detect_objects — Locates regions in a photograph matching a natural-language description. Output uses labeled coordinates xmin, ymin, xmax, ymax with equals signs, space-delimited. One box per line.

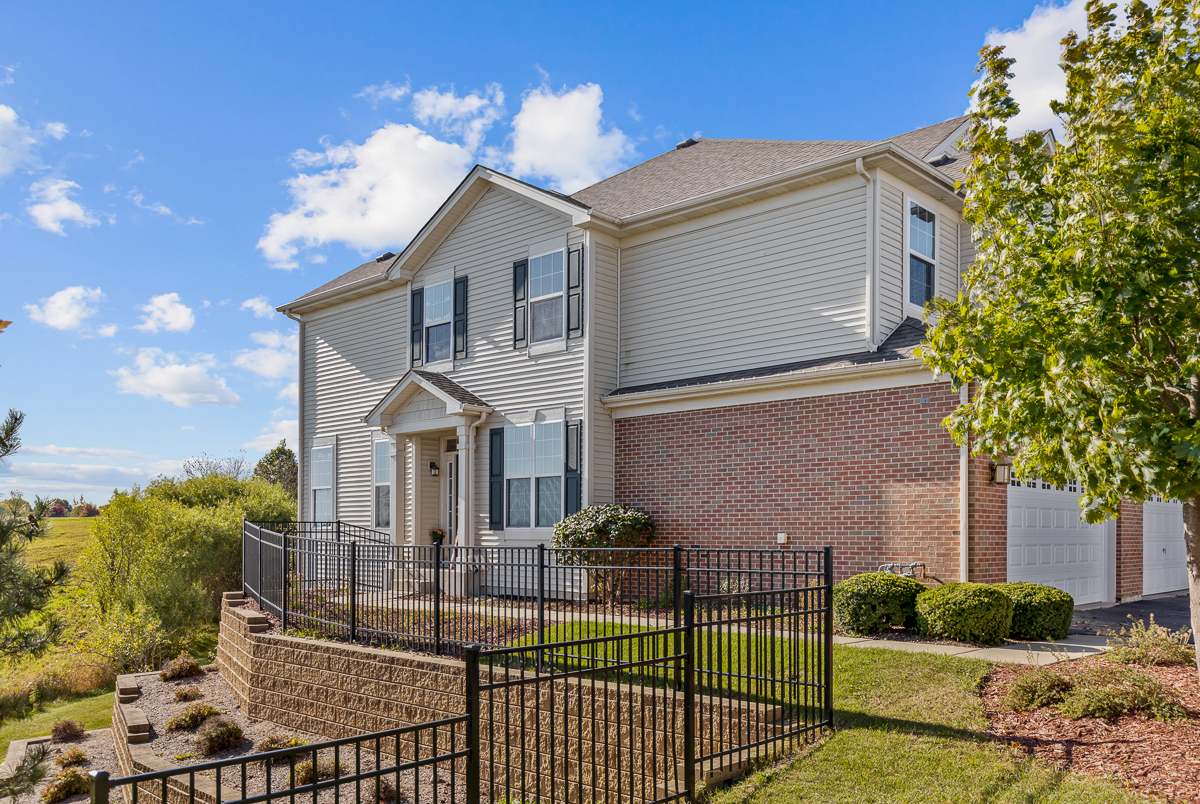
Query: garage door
xmin=1143 ymin=497 xmax=1187 ymax=595
xmin=1007 ymin=478 xmax=1108 ymax=605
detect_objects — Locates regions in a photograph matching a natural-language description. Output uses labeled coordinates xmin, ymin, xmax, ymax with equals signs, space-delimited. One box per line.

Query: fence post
xmin=281 ymin=534 xmax=289 ymax=633
xmin=823 ymin=544 xmax=834 ymax=729
xmin=433 ymin=542 xmax=442 ymax=656
xmin=673 ymin=544 xmax=682 ymax=689
xmin=241 ymin=520 xmax=248 ymax=600
xmin=88 ymin=770 xmax=109 ymax=804
xmin=257 ymin=523 xmax=263 ymax=607
xmin=349 ymin=541 xmax=358 ymax=643
xmin=536 ymin=543 xmax=546 ymax=673
xmin=464 ymin=644 xmax=481 ymax=804
xmin=682 ymin=591 xmax=696 ymax=802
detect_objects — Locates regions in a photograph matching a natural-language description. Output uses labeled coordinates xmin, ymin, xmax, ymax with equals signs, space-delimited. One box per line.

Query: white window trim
xmin=503 ymin=420 xmax=564 ymax=532
xmin=310 ymin=436 xmax=336 ymax=522
xmin=371 ymin=436 xmax=391 ymax=530
xmin=902 ymin=188 xmax=958 ymax=320
xmin=526 ymin=246 xmax=567 ymax=349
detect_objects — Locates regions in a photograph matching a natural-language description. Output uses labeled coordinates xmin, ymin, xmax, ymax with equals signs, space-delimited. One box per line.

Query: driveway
xmin=1071 ymin=591 xmax=1194 ymax=642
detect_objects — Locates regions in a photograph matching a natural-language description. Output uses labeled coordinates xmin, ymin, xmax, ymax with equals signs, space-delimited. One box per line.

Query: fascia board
xmin=278 ymin=274 xmax=396 ymax=316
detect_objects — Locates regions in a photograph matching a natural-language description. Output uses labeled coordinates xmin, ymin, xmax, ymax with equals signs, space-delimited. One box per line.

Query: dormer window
xmin=908 ymin=202 xmax=936 ymax=307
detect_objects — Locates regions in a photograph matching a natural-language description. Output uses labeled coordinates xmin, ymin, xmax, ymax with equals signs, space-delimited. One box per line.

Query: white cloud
xmin=240 ymin=296 xmax=276 ymax=319
xmin=1 ymin=66 xmax=14 ymax=86
xmin=356 ymin=80 xmax=410 ymax=107
xmin=257 ymin=123 xmax=473 ymax=268
xmin=507 ymin=83 xmax=636 ymax=193
xmin=627 ymin=102 xmax=642 ymax=122
xmin=43 ymin=122 xmax=68 ymax=140
xmin=244 ymin=412 xmax=298 ymax=453
xmin=24 ymin=444 xmax=146 ymax=459
xmin=97 ymin=323 xmax=118 ymax=337
xmin=278 ymin=381 xmax=298 ymax=405
xmin=0 ymin=104 xmax=39 ymax=177
xmin=135 ymin=292 xmax=195 ymax=333
xmin=123 ymin=153 xmax=144 ymax=170
xmin=178 ymin=425 xmax=196 ymax=432
xmin=25 ymin=286 xmax=104 ymax=331
xmin=233 ymin=330 xmax=297 ymax=380
xmin=128 ymin=191 xmax=172 ymax=216
xmin=26 ymin=178 xmax=99 ymax=234
xmin=111 ymin=348 xmax=241 ymax=408
xmin=979 ymin=0 xmax=1090 ymax=137
xmin=412 ymin=84 xmax=505 ymax=151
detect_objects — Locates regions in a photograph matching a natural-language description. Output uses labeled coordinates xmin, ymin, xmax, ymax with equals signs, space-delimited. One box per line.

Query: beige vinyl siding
xmin=421 ymin=435 xmax=442 ymax=535
xmin=405 ymin=185 xmax=587 ymax=545
xmin=588 ymin=237 xmax=619 ymax=505
xmin=618 ymin=180 xmax=868 ymax=387
xmin=936 ymin=213 xmax=959 ymax=300
xmin=877 ymin=180 xmax=905 ymax=337
xmin=959 ymin=224 xmax=976 ymax=281
xmin=301 ymin=285 xmax=407 ymax=526
xmin=396 ymin=388 xmax=443 ymax=426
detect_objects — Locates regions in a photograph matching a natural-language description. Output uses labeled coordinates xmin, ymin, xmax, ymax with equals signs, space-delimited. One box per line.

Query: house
xmin=277 ymin=115 xmax=1187 ymax=605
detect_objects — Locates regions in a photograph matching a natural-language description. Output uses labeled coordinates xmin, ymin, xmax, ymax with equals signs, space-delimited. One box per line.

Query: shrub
xmin=41 ymin=768 xmax=88 ymax=803
xmin=995 ymin=582 xmax=1074 ymax=640
xmin=256 ymin=734 xmax=308 ymax=755
xmin=915 ymin=583 xmax=1013 ymax=645
xmin=196 ymin=717 xmax=243 ymax=755
xmin=361 ymin=776 xmax=396 ymax=804
xmin=552 ymin=505 xmax=656 ymax=603
xmin=1058 ymin=666 xmax=1185 ymax=722
xmin=54 ymin=746 xmax=87 ymax=768
xmin=1002 ymin=667 xmax=1073 ymax=711
xmin=160 ymin=652 xmax=203 ymax=681
xmin=174 ymin=685 xmax=203 ymax=702
xmin=833 ymin=573 xmax=927 ymax=636
xmin=50 ymin=719 xmax=84 ymax=742
xmin=165 ymin=702 xmax=219 ymax=730
xmin=1106 ymin=615 xmax=1195 ymax=666
xmin=294 ymin=758 xmax=340 ymax=785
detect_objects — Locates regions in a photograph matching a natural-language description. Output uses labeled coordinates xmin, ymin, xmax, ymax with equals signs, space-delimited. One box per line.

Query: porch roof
xmin=362 ymin=370 xmax=492 ymax=427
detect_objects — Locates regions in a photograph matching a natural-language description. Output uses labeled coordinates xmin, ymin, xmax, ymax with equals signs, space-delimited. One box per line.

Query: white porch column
xmin=388 ymin=436 xmax=400 ymax=546
xmin=408 ymin=435 xmax=422 ymax=545
xmin=456 ymin=423 xmax=471 ymax=546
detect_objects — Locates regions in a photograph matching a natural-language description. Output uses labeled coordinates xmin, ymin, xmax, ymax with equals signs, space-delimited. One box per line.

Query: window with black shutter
xmin=489 ymin=427 xmax=504 ymax=530
xmin=512 ymin=259 xmax=528 ymax=349
xmin=564 ymin=420 xmax=582 ymax=515
xmin=409 ymin=288 xmax=424 ymax=368
xmin=453 ymin=276 xmax=468 ymax=360
xmin=566 ymin=245 xmax=584 ymax=339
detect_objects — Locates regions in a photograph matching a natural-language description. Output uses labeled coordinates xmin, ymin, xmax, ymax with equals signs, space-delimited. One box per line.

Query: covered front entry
xmin=1143 ymin=498 xmax=1188 ymax=595
xmin=1007 ymin=478 xmax=1109 ymax=605
xmin=362 ymin=370 xmax=492 ymax=547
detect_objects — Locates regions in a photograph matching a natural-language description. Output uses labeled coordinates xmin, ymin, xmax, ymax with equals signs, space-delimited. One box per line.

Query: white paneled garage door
xmin=1143 ymin=497 xmax=1187 ymax=595
xmin=1007 ymin=479 xmax=1108 ymax=605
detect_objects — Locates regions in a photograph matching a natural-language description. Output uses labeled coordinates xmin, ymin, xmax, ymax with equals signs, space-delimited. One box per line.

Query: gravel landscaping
xmin=14 ymin=729 xmax=118 ymax=804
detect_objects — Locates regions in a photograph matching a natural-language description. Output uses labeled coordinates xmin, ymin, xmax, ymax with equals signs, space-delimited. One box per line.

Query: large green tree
xmin=253 ymin=440 xmax=298 ymax=499
xmin=922 ymin=0 xmax=1200 ymax=673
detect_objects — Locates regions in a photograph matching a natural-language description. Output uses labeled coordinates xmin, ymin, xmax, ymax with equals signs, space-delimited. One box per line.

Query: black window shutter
xmin=567 ymin=245 xmax=584 ymax=339
xmin=488 ymin=427 xmax=504 ymax=530
xmin=410 ymin=288 xmax=424 ymax=368
xmin=512 ymin=259 xmax=528 ymax=349
xmin=453 ymin=276 xmax=468 ymax=360
xmin=564 ymin=420 xmax=582 ymax=516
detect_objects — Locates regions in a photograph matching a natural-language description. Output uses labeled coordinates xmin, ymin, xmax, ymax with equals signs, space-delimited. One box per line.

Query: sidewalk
xmin=834 ymin=633 xmax=1109 ymax=665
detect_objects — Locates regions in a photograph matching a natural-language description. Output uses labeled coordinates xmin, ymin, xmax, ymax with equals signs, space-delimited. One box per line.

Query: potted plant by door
xmin=429 ymin=528 xmax=446 ymax=546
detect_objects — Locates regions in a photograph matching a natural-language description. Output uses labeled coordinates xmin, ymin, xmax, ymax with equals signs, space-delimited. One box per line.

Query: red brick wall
xmin=1115 ymin=499 xmax=1143 ymax=600
xmin=968 ymin=453 xmax=1008 ymax=583
xmin=614 ymin=383 xmax=964 ymax=582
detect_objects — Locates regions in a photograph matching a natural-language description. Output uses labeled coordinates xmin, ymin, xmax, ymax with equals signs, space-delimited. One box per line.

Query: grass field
xmin=0 ymin=690 xmax=113 ymax=758
xmin=27 ymin=517 xmax=95 ymax=567
xmin=708 ymin=645 xmax=1147 ymax=804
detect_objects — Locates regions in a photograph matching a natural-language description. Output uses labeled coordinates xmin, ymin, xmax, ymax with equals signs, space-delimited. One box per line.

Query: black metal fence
xmin=242 ymin=520 xmax=830 ymax=658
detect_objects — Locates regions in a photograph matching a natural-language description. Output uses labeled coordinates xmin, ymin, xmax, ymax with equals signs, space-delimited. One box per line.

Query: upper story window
xmin=908 ymin=202 xmax=936 ymax=307
xmin=424 ymin=281 xmax=453 ymax=363
xmin=528 ymin=250 xmax=564 ymax=343
xmin=372 ymin=439 xmax=390 ymax=529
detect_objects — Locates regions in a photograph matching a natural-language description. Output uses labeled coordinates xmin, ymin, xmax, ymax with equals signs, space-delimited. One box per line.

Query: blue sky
xmin=0 ymin=0 xmax=1085 ymax=502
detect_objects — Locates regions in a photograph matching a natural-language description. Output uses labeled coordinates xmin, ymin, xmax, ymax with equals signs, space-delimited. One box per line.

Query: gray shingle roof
xmin=291 ymin=252 xmax=399 ymax=304
xmin=607 ymin=317 xmax=928 ymax=397
xmin=884 ymin=117 xmax=969 ymax=160
xmin=414 ymin=370 xmax=490 ymax=408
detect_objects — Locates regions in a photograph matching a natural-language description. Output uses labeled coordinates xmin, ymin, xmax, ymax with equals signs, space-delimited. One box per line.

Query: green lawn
xmin=27 ymin=518 xmax=94 ymax=567
xmin=708 ymin=645 xmax=1147 ymax=804
xmin=0 ymin=690 xmax=113 ymax=758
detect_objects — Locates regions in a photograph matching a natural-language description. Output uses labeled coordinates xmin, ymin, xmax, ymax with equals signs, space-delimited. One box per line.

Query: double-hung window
xmin=311 ymin=445 xmax=333 ymax=522
xmin=908 ymin=201 xmax=936 ymax=308
xmin=503 ymin=422 xmax=562 ymax=528
xmin=372 ymin=439 xmax=390 ymax=529
xmin=528 ymin=250 xmax=564 ymax=343
xmin=424 ymin=281 xmax=453 ymax=363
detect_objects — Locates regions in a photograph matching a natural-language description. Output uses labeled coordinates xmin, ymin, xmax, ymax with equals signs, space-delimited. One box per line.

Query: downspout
xmin=285 ymin=311 xmax=304 ymax=519
xmin=854 ymin=158 xmax=876 ymax=351
xmin=467 ymin=409 xmax=488 ymax=547
xmin=959 ymin=384 xmax=970 ymax=582
xmin=615 ymin=246 xmax=622 ymax=389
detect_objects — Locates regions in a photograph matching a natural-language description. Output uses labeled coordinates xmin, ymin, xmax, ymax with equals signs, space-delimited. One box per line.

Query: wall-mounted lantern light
xmin=429 ymin=461 xmax=440 ymax=477
xmin=991 ymin=463 xmax=1012 ymax=485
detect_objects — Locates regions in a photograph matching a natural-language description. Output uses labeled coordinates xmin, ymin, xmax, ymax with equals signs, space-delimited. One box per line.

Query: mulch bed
xmin=983 ymin=656 xmax=1200 ymax=803
xmin=15 ymin=730 xmax=118 ymax=804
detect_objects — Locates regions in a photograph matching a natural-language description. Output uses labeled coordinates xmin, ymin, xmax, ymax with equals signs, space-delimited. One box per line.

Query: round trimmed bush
xmin=915 ymin=582 xmax=1013 ymax=645
xmin=833 ymin=573 xmax=927 ymax=636
xmin=996 ymin=582 xmax=1074 ymax=640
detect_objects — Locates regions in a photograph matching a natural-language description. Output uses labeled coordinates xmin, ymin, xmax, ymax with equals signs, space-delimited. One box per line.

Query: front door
xmin=444 ymin=439 xmax=459 ymax=544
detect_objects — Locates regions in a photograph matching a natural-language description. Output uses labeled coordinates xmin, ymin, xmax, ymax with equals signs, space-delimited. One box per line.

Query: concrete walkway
xmin=834 ymin=633 xmax=1109 ymax=665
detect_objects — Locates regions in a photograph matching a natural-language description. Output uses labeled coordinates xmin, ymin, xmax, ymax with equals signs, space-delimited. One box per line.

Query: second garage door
xmin=1143 ymin=497 xmax=1187 ymax=596
xmin=1007 ymin=479 xmax=1108 ymax=605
